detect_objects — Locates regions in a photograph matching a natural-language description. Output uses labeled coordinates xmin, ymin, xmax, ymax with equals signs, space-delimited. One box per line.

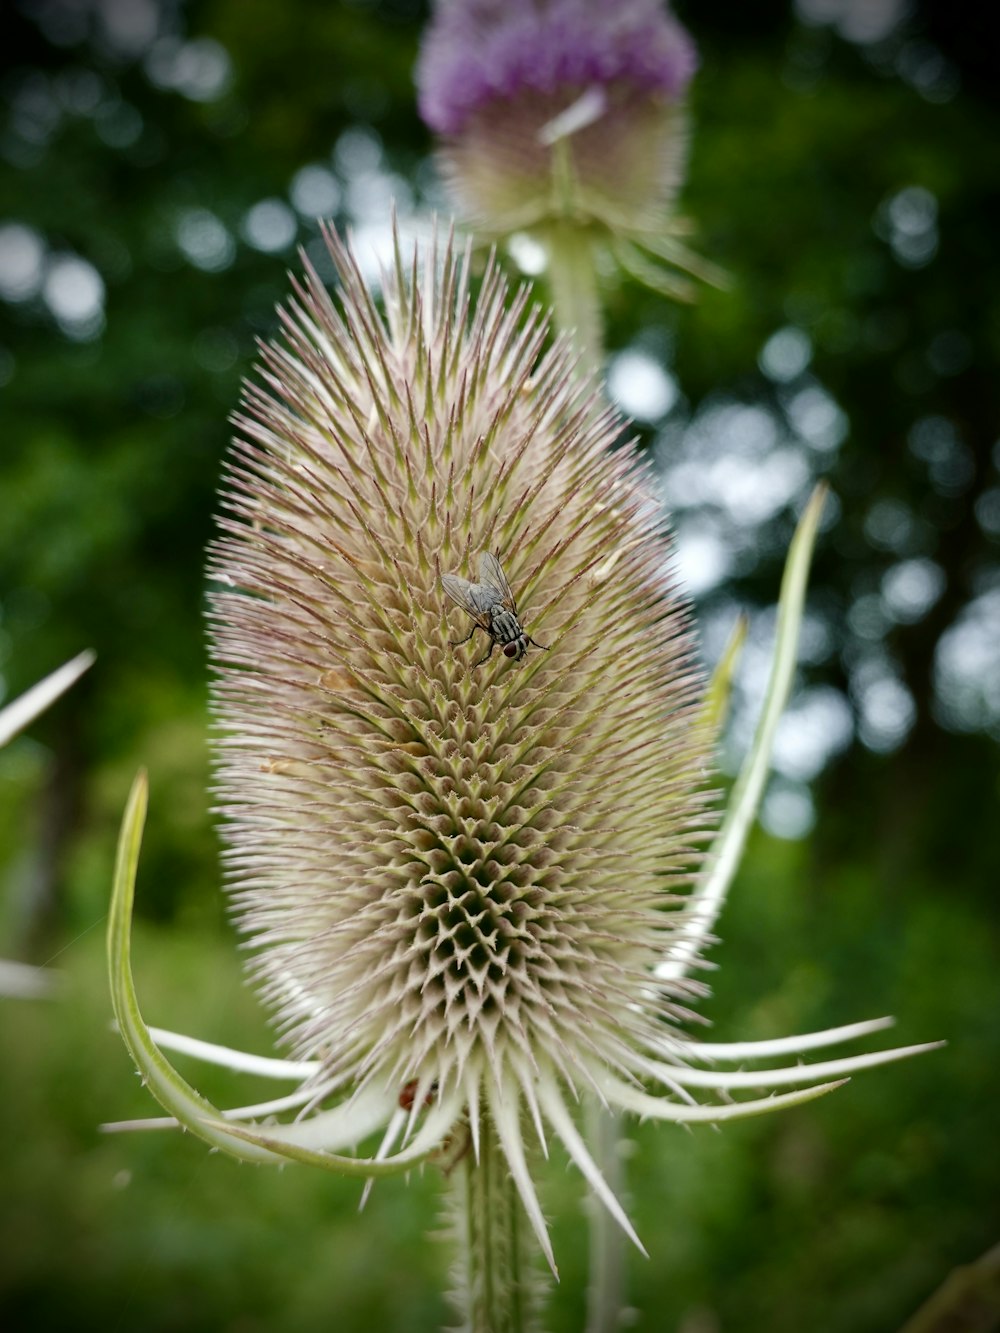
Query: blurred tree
xmin=1 ymin=0 xmax=429 ymax=940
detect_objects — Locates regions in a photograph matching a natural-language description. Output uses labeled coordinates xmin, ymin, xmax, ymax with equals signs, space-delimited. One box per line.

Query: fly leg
xmin=472 ymin=638 xmax=497 ymax=668
xmin=450 ymin=623 xmax=481 ymax=648
xmin=526 ymin=637 xmax=548 ymax=651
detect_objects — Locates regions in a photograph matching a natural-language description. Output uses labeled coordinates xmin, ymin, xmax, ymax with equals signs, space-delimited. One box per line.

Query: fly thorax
xmin=492 ymin=609 xmax=520 ymax=643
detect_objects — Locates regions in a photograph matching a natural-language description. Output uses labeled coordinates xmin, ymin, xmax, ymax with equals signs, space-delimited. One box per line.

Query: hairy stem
xmin=584 ymin=1103 xmax=628 ymax=1333
xmin=544 ymin=220 xmax=604 ymax=378
xmin=446 ymin=1112 xmax=545 ymax=1333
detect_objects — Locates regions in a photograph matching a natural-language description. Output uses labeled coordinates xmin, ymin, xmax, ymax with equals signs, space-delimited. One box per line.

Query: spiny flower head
xmin=108 ymin=226 xmax=938 ymax=1272
xmin=209 ymin=223 xmax=712 ymax=1188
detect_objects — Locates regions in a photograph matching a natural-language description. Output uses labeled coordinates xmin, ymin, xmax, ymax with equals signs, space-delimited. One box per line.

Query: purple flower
xmin=415 ymin=0 xmax=716 ymax=322
xmin=417 ymin=0 xmax=698 ymax=136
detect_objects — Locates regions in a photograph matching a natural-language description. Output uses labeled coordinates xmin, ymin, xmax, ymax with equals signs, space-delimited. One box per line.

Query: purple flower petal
xmin=417 ymin=0 xmax=698 ymax=135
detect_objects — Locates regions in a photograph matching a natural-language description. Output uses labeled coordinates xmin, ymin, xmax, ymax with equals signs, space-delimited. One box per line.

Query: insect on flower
xmin=398 ymin=1079 xmax=438 ymax=1112
xmin=441 ymin=551 xmax=547 ymax=668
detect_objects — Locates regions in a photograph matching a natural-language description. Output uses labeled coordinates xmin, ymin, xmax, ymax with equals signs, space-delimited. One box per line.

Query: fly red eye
xmin=503 ymin=642 xmax=519 ymax=658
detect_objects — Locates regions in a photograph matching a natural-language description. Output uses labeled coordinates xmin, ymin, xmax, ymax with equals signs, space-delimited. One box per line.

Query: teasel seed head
xmin=208 ymin=222 xmax=712 ymax=1246
xmin=106 ymin=226 xmax=940 ymax=1272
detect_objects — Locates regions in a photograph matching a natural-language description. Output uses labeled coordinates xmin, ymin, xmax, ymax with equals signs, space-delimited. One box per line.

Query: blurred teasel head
xmin=416 ymin=0 xmax=722 ymax=331
xmin=109 ymin=225 xmax=938 ymax=1273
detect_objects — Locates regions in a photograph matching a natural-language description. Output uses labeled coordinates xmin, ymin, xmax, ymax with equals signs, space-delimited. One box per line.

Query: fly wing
xmin=441 ymin=573 xmax=493 ymax=628
xmin=478 ymin=551 xmax=517 ymax=613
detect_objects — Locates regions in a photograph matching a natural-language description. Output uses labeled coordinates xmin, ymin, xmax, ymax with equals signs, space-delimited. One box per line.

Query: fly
xmin=441 ymin=551 xmax=548 ymax=668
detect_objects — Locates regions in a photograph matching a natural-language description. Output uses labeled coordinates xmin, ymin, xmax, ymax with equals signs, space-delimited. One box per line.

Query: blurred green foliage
xmin=1 ymin=0 xmax=998 ymax=1330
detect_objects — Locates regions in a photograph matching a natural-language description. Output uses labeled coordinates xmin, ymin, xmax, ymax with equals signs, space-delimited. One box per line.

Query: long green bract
xmin=108 ymin=770 xmax=457 ymax=1176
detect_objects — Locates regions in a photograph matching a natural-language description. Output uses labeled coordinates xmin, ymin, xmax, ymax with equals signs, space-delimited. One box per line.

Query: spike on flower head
xmin=207 ymin=222 xmax=713 ymax=1237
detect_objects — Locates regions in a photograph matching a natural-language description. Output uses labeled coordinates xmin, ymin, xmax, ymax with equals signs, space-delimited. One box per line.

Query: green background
xmin=1 ymin=1 xmax=997 ymax=1329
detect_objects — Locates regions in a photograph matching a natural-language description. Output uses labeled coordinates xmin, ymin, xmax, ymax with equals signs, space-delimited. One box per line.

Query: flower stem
xmin=544 ymin=220 xmax=604 ymax=378
xmin=584 ymin=1102 xmax=628 ymax=1333
xmin=447 ymin=1110 xmax=544 ymax=1333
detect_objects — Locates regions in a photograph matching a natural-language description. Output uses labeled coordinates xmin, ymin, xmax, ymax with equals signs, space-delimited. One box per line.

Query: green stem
xmin=447 ymin=1111 xmax=544 ymax=1333
xmin=584 ymin=1103 xmax=627 ymax=1333
xmin=899 ymin=1240 xmax=1000 ymax=1333
xmin=544 ymin=221 xmax=604 ymax=378
xmin=542 ymin=138 xmax=604 ymax=375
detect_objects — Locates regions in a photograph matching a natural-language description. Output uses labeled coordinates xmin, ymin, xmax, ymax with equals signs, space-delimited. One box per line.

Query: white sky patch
xmin=607 ymin=350 xmax=677 ymax=422
xmin=714 ymin=450 xmax=816 ymax=527
xmin=797 ymin=609 xmax=835 ymax=665
xmin=685 ymin=401 xmax=780 ymax=460
xmin=0 ymin=223 xmax=46 ymax=302
xmin=43 ymin=254 xmax=105 ymax=338
xmin=672 ymin=447 xmax=810 ymax=528
xmin=795 ymin=0 xmax=910 ymax=46
xmin=242 ymin=199 xmax=298 ymax=253
xmin=348 ymin=217 xmax=430 ymax=291
xmin=975 ymin=488 xmax=1000 ymax=540
xmin=785 ymin=383 xmax=849 ymax=452
xmin=671 ymin=520 xmax=733 ymax=597
xmin=876 ymin=185 xmax=939 ymax=269
xmin=760 ymin=326 xmax=812 ymax=382
xmin=290 ymin=164 xmax=341 ymax=220
xmin=346 ymin=171 xmax=413 ymax=226
xmin=334 ymin=126 xmax=383 ymax=178
xmin=853 ymin=667 xmax=916 ymax=753
xmin=881 ymin=558 xmax=945 ymax=624
xmin=176 ymin=208 xmax=235 ymax=272
xmin=98 ymin=0 xmax=159 ymax=57
xmin=760 ymin=779 xmax=816 ymax=841
xmin=661 ymin=401 xmax=809 ymax=530
xmin=717 ymin=607 xmax=852 ymax=787
xmin=146 ymin=37 xmax=232 ymax=102
xmin=771 ymin=685 xmax=854 ymax=781
xmin=697 ymin=599 xmax=745 ymax=667
xmin=506 ymin=232 xmax=547 ymax=277
xmin=889 ymin=184 xmax=937 ymax=239
xmin=933 ymin=589 xmax=1000 ymax=736
xmin=716 ymin=606 xmax=780 ymax=770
